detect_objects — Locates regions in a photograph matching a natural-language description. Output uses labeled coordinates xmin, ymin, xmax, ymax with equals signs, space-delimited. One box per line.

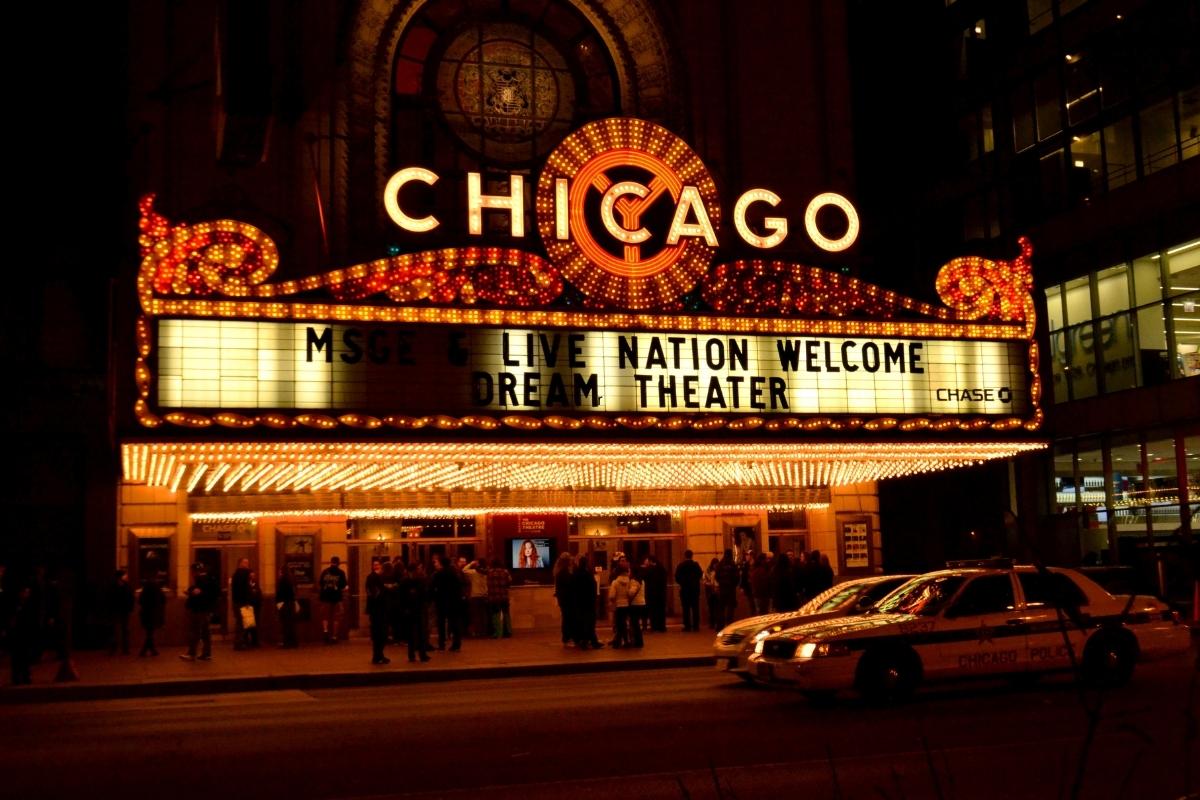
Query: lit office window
xmin=1145 ymin=436 xmax=1180 ymax=530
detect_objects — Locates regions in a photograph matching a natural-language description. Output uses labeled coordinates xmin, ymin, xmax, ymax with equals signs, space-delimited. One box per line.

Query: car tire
xmin=1081 ymin=631 xmax=1136 ymax=687
xmin=856 ymin=646 xmax=921 ymax=703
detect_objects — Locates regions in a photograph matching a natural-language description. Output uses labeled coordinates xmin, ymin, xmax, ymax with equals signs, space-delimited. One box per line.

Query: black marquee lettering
xmin=841 ymin=341 xmax=859 ymax=372
xmin=367 ymin=329 xmax=390 ymax=364
xmin=862 ymin=342 xmax=880 ymax=372
xmin=307 ymin=326 xmax=334 ymax=363
xmin=574 ymin=373 xmax=601 ymax=407
xmin=471 ymin=372 xmax=494 ymax=405
xmin=884 ymin=342 xmax=905 ymax=373
xmin=499 ymin=372 xmax=518 ymax=406
xmin=339 ymin=328 xmax=363 ymax=364
xmin=769 ymin=377 xmax=788 ymax=409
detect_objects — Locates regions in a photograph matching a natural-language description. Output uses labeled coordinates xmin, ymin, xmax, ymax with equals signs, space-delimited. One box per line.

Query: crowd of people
xmin=3 ymin=546 xmax=836 ymax=682
xmin=702 ymin=548 xmax=835 ymax=629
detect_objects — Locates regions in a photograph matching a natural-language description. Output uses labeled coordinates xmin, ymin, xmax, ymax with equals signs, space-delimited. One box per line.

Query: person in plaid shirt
xmin=486 ymin=558 xmax=512 ymax=638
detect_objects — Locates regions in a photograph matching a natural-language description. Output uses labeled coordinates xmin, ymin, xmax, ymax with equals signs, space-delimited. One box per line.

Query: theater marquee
xmin=134 ymin=116 xmax=1043 ymax=434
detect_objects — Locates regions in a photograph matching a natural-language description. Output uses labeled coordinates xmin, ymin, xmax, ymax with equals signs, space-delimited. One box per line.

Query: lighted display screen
xmin=155 ymin=319 xmax=1030 ymax=416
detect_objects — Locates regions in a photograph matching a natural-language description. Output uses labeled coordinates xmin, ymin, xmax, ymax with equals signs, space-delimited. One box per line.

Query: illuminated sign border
xmin=133 ymin=117 xmax=1042 ymax=434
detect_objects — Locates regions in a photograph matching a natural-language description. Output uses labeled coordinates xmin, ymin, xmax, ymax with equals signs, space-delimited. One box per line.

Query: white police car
xmin=713 ymin=574 xmax=916 ymax=680
xmin=747 ymin=560 xmax=1191 ymax=701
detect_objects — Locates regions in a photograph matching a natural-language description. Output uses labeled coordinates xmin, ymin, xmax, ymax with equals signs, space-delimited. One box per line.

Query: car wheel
xmin=1081 ymin=632 xmax=1136 ymax=687
xmin=856 ymin=647 xmax=921 ymax=703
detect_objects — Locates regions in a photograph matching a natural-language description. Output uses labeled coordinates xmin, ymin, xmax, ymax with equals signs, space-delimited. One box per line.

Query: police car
xmin=713 ymin=574 xmax=916 ymax=680
xmin=747 ymin=560 xmax=1191 ymax=701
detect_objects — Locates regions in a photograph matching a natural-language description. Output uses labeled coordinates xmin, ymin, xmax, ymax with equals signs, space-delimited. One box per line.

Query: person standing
xmin=486 ymin=558 xmax=512 ymax=638
xmin=398 ymin=562 xmax=430 ymax=662
xmin=275 ymin=567 xmax=298 ymax=649
xmin=607 ymin=561 xmax=632 ymax=648
xmin=716 ymin=550 xmax=740 ymax=627
xmin=104 ymin=569 xmax=135 ymax=655
xmin=815 ymin=552 xmax=835 ymax=594
xmin=180 ymin=563 xmax=217 ymax=661
xmin=770 ymin=554 xmax=798 ymax=613
xmin=703 ymin=557 xmax=721 ymax=630
xmin=626 ymin=567 xmax=646 ymax=648
xmin=553 ymin=552 xmax=576 ymax=646
xmin=230 ymin=557 xmax=252 ymax=650
xmin=463 ymin=559 xmax=489 ymax=637
xmin=7 ymin=585 xmax=37 ymax=685
xmin=430 ymin=556 xmax=463 ymax=651
xmin=674 ymin=550 xmax=703 ymax=632
xmin=366 ymin=560 xmax=389 ymax=665
xmin=570 ymin=555 xmax=603 ymax=649
xmin=317 ymin=556 xmax=348 ymax=644
xmin=137 ymin=571 xmax=165 ymax=657
xmin=751 ymin=553 xmax=771 ymax=614
xmin=643 ymin=556 xmax=668 ymax=633
xmin=246 ymin=571 xmax=263 ymax=648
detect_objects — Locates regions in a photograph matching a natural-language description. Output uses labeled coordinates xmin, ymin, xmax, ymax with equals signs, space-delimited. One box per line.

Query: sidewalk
xmin=0 ymin=626 xmax=716 ymax=705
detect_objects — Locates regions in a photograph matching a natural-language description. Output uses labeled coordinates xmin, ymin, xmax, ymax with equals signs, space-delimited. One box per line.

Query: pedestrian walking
xmin=180 ymin=563 xmax=217 ymax=661
xmin=104 ymin=569 xmax=135 ymax=655
xmin=366 ymin=560 xmax=389 ymax=664
xmin=398 ymin=562 xmax=430 ymax=663
xmin=318 ymin=556 xmax=348 ymax=643
xmin=553 ymin=552 xmax=575 ymax=646
xmin=570 ymin=555 xmax=603 ymax=649
xmin=431 ymin=555 xmax=463 ymax=651
xmin=487 ymin=558 xmax=512 ymax=638
xmin=674 ymin=550 xmax=703 ymax=632
xmin=275 ymin=567 xmax=298 ymax=648
xmin=137 ymin=571 xmax=165 ymax=656
xmin=703 ymin=557 xmax=721 ymax=630
xmin=716 ymin=550 xmax=740 ymax=627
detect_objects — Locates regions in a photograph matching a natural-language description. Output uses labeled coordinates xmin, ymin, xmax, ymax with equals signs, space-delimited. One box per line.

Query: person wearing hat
xmin=180 ymin=563 xmax=217 ymax=661
xmin=318 ymin=555 xmax=348 ymax=643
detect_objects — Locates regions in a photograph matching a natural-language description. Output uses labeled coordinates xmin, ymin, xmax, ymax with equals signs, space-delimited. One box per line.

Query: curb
xmin=0 ymin=654 xmax=716 ymax=705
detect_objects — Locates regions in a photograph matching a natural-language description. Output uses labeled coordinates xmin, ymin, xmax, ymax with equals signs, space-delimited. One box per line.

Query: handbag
xmin=240 ymin=605 xmax=257 ymax=629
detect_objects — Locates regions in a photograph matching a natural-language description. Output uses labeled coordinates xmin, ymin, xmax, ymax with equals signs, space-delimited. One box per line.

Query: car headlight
xmin=754 ymin=639 xmax=765 ymax=655
xmin=798 ymin=642 xmax=817 ymax=659
xmin=796 ymin=641 xmax=851 ymax=659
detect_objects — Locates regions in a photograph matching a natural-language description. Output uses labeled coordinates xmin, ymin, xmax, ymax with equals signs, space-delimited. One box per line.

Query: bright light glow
xmin=804 ymin=193 xmax=860 ymax=252
xmin=383 ymin=168 xmax=440 ymax=233
xmin=467 ymin=172 xmax=525 ymax=237
xmin=733 ymin=189 xmax=788 ymax=249
xmin=554 ymin=178 xmax=570 ymax=240
xmin=666 ymin=185 xmax=720 ymax=246
xmin=600 ymin=181 xmax=652 ymax=244
xmin=122 ymin=441 xmax=1046 ymax=499
xmin=798 ymin=642 xmax=817 ymax=658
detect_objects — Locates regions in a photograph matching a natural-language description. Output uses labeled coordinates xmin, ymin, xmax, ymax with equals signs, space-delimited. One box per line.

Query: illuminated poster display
xmin=156 ymin=320 xmax=1029 ymax=416
xmin=134 ymin=116 xmax=1043 ymax=434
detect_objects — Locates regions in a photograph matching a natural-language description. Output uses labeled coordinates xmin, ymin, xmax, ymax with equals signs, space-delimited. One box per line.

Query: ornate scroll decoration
xmin=701 ymin=260 xmax=952 ymax=320
xmin=936 ymin=236 xmax=1035 ymax=330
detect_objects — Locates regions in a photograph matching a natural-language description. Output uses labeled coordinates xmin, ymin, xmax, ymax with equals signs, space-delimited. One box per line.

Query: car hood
xmin=764 ymin=612 xmax=919 ymax=642
xmin=719 ymin=609 xmax=839 ymax=637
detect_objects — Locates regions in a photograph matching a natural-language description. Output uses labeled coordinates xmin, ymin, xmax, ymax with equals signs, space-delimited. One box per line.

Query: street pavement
xmin=1 ymin=626 xmax=713 ymax=703
xmin=1 ymin=649 xmax=1195 ymax=800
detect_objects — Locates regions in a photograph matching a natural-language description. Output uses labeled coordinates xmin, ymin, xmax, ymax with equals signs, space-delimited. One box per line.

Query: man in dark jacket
xmin=398 ymin=563 xmax=430 ymax=663
xmin=317 ymin=556 xmax=348 ymax=643
xmin=643 ymin=556 xmax=668 ymax=632
xmin=365 ymin=560 xmax=389 ymax=664
xmin=715 ymin=549 xmax=740 ymax=627
xmin=430 ymin=556 xmax=463 ymax=651
xmin=570 ymin=555 xmax=603 ymax=649
xmin=674 ymin=550 xmax=703 ymax=632
xmin=180 ymin=563 xmax=217 ymax=661
xmin=275 ymin=568 xmax=298 ymax=648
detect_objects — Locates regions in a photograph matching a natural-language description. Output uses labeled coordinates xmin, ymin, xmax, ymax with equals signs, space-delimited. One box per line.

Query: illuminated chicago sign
xmin=134 ymin=117 xmax=1042 ymax=434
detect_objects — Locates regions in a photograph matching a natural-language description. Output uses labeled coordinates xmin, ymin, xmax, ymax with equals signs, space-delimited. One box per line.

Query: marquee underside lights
xmin=134 ymin=115 xmax=1044 ymax=434
xmin=122 ymin=442 xmax=1047 ymax=500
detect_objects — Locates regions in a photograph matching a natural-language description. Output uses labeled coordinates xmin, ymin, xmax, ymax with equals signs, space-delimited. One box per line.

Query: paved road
xmin=2 ymin=653 xmax=1196 ymax=800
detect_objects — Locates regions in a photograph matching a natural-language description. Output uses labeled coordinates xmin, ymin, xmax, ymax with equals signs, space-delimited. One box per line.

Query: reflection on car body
xmin=712 ymin=574 xmax=916 ymax=681
xmin=747 ymin=561 xmax=1190 ymax=701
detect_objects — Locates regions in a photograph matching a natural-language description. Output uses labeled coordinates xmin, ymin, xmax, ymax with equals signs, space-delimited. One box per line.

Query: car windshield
xmin=873 ymin=575 xmax=967 ymax=617
xmin=813 ymin=583 xmax=865 ymax=612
